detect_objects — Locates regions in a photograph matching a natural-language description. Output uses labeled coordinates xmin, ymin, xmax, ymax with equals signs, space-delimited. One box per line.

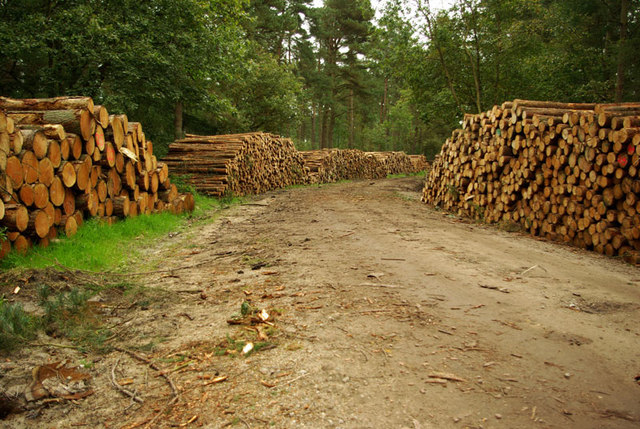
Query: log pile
xmin=422 ymin=99 xmax=640 ymax=263
xmin=370 ymin=151 xmax=414 ymax=175
xmin=0 ymin=96 xmax=194 ymax=258
xmin=409 ymin=154 xmax=429 ymax=173
xmin=163 ymin=133 xmax=308 ymax=196
xmin=301 ymin=149 xmax=387 ymax=184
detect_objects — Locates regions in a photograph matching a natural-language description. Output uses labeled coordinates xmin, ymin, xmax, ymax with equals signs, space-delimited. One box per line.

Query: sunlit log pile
xmin=300 ymin=149 xmax=388 ymax=184
xmin=164 ymin=133 xmax=308 ymax=196
xmin=422 ymin=99 xmax=640 ymax=263
xmin=0 ymin=96 xmax=194 ymax=258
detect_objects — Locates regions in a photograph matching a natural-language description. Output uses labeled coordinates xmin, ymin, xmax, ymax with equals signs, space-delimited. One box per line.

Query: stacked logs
xmin=301 ymin=149 xmax=387 ymax=184
xmin=0 ymin=96 xmax=194 ymax=258
xmin=370 ymin=151 xmax=415 ymax=175
xmin=163 ymin=133 xmax=308 ymax=196
xmin=408 ymin=155 xmax=429 ymax=173
xmin=422 ymin=99 xmax=640 ymax=262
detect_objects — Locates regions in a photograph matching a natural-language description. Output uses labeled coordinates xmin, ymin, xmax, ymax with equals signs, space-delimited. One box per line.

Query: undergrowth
xmin=0 ymin=278 xmax=144 ymax=353
xmin=0 ymin=298 xmax=37 ymax=350
xmin=37 ymin=285 xmax=109 ymax=351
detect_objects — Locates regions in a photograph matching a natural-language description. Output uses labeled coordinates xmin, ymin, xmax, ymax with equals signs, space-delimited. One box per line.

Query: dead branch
xmin=114 ymin=347 xmax=180 ymax=398
xmin=111 ymin=357 xmax=143 ymax=404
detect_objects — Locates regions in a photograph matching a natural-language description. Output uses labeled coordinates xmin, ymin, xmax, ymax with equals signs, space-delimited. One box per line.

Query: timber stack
xmin=163 ymin=133 xmax=308 ymax=196
xmin=0 ymin=96 xmax=194 ymax=259
xmin=422 ymin=99 xmax=640 ymax=263
xmin=370 ymin=151 xmax=415 ymax=175
xmin=409 ymin=154 xmax=429 ymax=173
xmin=301 ymin=149 xmax=387 ymax=184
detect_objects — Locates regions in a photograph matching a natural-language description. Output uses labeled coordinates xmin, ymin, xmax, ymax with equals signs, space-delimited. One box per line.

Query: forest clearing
xmin=1 ymin=177 xmax=639 ymax=428
xmin=1 ymin=0 xmax=640 ymax=428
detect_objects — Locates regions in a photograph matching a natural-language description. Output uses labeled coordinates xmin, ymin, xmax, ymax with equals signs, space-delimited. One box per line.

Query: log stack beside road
xmin=0 ymin=96 xmax=194 ymax=259
xmin=164 ymin=133 xmax=308 ymax=197
xmin=301 ymin=149 xmax=388 ymax=184
xmin=422 ymin=99 xmax=640 ymax=263
xmin=370 ymin=151 xmax=415 ymax=175
xmin=409 ymin=154 xmax=429 ymax=173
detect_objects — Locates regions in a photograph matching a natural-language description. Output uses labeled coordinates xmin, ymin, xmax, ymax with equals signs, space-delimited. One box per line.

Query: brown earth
xmin=1 ymin=176 xmax=640 ymax=428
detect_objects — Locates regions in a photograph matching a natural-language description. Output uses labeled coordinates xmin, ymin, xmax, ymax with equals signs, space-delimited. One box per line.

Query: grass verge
xmin=387 ymin=170 xmax=427 ymax=179
xmin=0 ymin=193 xmax=238 ymax=272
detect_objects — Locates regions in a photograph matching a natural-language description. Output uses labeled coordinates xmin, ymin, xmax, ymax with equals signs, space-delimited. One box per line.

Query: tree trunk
xmin=349 ymin=89 xmax=355 ymax=148
xmin=298 ymin=117 xmax=305 ymax=145
xmin=615 ymin=0 xmax=629 ymax=102
xmin=320 ymin=107 xmax=329 ymax=149
xmin=311 ymin=103 xmax=317 ymax=149
xmin=174 ymin=101 xmax=184 ymax=140
xmin=383 ymin=77 xmax=389 ymax=123
xmin=328 ymin=109 xmax=335 ymax=149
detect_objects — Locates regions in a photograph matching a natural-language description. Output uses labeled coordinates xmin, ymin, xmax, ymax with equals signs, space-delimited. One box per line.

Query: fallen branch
xmin=111 ymin=357 xmax=144 ymax=404
xmin=114 ymin=347 xmax=180 ymax=398
xmin=30 ymin=342 xmax=80 ymax=350
xmin=519 ymin=264 xmax=548 ymax=276
xmin=53 ymin=258 xmax=210 ymax=278
xmin=479 ymin=284 xmax=510 ymax=293
xmin=358 ymin=283 xmax=402 ymax=289
xmin=428 ymin=372 xmax=467 ymax=382
xmin=277 ymin=372 xmax=310 ymax=388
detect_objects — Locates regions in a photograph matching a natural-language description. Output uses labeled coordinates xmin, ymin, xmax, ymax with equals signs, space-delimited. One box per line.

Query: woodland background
xmin=0 ymin=0 xmax=638 ymax=158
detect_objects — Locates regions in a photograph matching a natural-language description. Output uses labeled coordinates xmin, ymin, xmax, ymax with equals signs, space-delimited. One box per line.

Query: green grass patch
xmin=0 ymin=193 xmax=239 ymax=272
xmin=387 ymin=170 xmax=427 ymax=179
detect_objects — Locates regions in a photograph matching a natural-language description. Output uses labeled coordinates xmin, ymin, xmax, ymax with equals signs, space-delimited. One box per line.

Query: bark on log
xmin=0 ymin=96 xmax=94 ymax=112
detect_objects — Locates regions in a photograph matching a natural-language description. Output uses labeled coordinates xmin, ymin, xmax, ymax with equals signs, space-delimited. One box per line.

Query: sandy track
xmin=4 ymin=176 xmax=639 ymax=428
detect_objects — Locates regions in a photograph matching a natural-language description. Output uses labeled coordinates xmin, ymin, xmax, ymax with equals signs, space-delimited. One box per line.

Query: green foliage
xmin=0 ymin=0 xmax=247 ymax=149
xmin=38 ymin=285 xmax=110 ymax=352
xmin=227 ymin=51 xmax=304 ymax=133
xmin=0 ymin=298 xmax=37 ymax=351
xmin=169 ymin=174 xmax=197 ymax=195
xmin=240 ymin=300 xmax=254 ymax=316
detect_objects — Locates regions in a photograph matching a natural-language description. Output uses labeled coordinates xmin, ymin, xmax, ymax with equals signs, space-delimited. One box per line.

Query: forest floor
xmin=2 ymin=176 xmax=640 ymax=428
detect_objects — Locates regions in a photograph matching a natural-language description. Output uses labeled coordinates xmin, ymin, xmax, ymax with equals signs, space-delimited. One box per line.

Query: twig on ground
xmin=359 ymin=283 xmax=401 ymax=288
xmin=53 ymin=258 xmax=210 ymax=278
xmin=144 ymin=395 xmax=179 ymax=429
xmin=114 ymin=347 xmax=180 ymax=398
xmin=519 ymin=265 xmax=538 ymax=276
xmin=111 ymin=357 xmax=144 ymax=404
xmin=30 ymin=342 xmax=80 ymax=350
xmin=277 ymin=372 xmax=310 ymax=387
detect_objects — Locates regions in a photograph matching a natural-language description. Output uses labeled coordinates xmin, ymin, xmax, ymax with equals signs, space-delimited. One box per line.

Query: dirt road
xmin=5 ymin=177 xmax=640 ymax=428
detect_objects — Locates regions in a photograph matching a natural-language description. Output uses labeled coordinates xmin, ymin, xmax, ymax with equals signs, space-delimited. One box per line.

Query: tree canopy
xmin=1 ymin=0 xmax=638 ymax=157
